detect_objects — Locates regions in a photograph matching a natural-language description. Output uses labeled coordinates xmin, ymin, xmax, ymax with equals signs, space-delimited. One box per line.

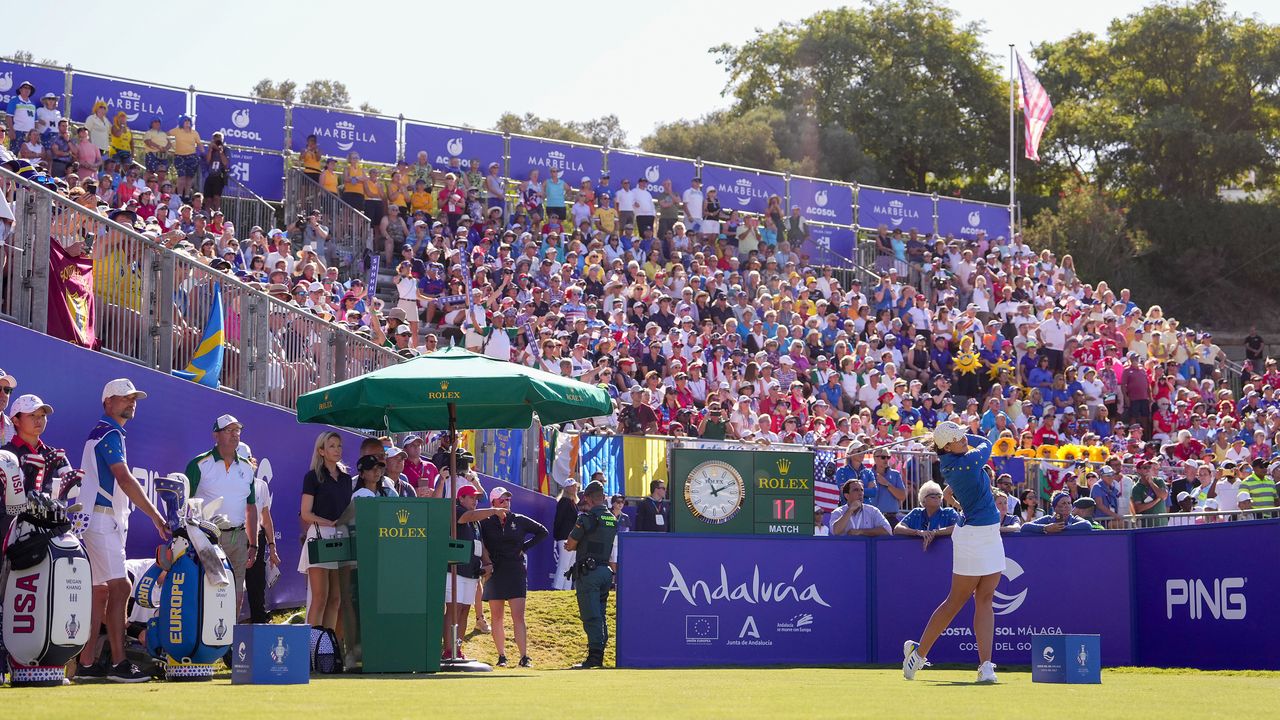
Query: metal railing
xmin=1121 ymin=507 xmax=1278 ymax=529
xmin=205 ymin=162 xmax=279 ymax=238
xmin=1 ymin=167 xmax=401 ymax=410
xmin=284 ymin=167 xmax=371 ymax=274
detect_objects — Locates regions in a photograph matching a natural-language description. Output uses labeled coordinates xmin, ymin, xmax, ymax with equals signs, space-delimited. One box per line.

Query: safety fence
xmin=0 ymin=167 xmax=402 ymax=410
xmin=284 ymin=167 xmax=372 ymax=270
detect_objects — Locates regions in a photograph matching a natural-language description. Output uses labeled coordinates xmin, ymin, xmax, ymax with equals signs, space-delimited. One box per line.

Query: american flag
xmin=1016 ymin=51 xmax=1054 ymax=162
xmin=813 ymin=447 xmax=842 ymax=512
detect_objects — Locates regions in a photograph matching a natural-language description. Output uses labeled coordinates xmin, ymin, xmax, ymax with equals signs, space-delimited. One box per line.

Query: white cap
xmin=102 ymin=378 xmax=147 ymax=402
xmin=933 ymin=420 xmax=965 ymax=450
xmin=1176 ymin=491 xmax=1194 ymax=503
xmin=237 ymin=441 xmax=253 ymax=459
xmin=308 ymin=281 xmax=325 ymax=292
xmin=8 ymin=394 xmax=52 ymax=419
xmin=213 ymin=414 xmax=242 ymax=431
xmin=0 ymin=369 xmax=15 ymax=388
xmin=1237 ymin=491 xmax=1253 ymax=502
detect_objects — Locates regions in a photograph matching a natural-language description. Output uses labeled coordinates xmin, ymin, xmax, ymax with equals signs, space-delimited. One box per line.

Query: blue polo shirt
xmin=833 ymin=462 xmax=862 ymax=492
xmin=898 ymin=506 xmax=960 ymax=531
xmin=1089 ymin=479 xmax=1120 ymax=517
xmin=860 ymin=467 xmax=906 ymax=515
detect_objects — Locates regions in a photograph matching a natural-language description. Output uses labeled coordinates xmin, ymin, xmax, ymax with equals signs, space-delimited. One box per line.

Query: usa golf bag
xmin=1 ymin=449 xmax=91 ymax=687
xmin=131 ymin=474 xmax=234 ymax=681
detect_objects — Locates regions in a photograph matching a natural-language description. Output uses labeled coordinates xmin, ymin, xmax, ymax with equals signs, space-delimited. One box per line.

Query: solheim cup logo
xmin=814 ymin=190 xmax=828 ymax=207
xmin=396 ymin=508 xmax=410 ymax=526
xmin=645 ymin=165 xmax=661 ymax=184
xmin=231 ymin=108 xmax=251 ymax=129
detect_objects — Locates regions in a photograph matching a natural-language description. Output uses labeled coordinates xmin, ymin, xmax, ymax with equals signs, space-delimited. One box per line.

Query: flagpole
xmin=1009 ymin=44 xmax=1016 ymax=242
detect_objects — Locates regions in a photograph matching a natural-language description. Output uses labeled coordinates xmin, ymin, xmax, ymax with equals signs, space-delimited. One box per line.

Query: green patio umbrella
xmin=296 ymin=347 xmax=613 ymax=432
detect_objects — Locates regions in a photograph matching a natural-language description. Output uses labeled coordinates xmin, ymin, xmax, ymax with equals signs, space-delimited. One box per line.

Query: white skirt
xmin=951 ymin=523 xmax=1006 ymax=577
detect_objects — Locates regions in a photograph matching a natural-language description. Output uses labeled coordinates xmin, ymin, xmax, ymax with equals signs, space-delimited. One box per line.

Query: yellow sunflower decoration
xmin=954 ymin=352 xmax=981 ymax=376
xmin=1036 ymin=444 xmax=1059 ymax=459
xmin=1015 ymin=448 xmax=1037 ymax=458
xmin=1057 ymin=445 xmax=1084 ymax=462
xmin=1088 ymin=446 xmax=1110 ymax=463
xmin=993 ymin=437 xmax=1017 ymax=456
xmin=987 ymin=358 xmax=1014 ymax=382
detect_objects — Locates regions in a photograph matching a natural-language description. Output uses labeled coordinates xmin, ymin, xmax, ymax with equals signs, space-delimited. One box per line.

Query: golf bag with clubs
xmin=131 ymin=474 xmax=235 ymax=681
xmin=1 ymin=449 xmax=92 ymax=687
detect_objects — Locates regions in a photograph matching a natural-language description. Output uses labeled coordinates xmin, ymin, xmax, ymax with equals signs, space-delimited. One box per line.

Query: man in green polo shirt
xmin=185 ymin=414 xmax=258 ymax=618
xmin=1241 ymin=458 xmax=1278 ymax=513
xmin=1129 ymin=458 xmax=1169 ymax=527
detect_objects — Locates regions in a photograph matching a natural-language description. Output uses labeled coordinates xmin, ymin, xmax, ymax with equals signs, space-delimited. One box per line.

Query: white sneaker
xmin=976 ymin=661 xmax=998 ymax=684
xmin=902 ymin=640 xmax=929 ymax=680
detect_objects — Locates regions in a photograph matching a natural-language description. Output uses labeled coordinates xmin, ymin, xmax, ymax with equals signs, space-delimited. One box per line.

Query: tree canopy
xmin=492 ymin=112 xmax=627 ymax=148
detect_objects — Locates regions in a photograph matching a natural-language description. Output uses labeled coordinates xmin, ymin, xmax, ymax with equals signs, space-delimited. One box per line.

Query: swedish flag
xmin=173 ymin=284 xmax=224 ymax=388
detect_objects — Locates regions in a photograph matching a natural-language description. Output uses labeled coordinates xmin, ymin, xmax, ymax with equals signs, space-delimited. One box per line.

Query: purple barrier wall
xmin=789 ymin=178 xmax=854 ymax=227
xmin=69 ymin=74 xmax=187 ymax=132
xmin=605 ymin=151 xmax=698 ymax=192
xmin=0 ymin=62 xmax=66 ymax=108
xmin=508 ymin=136 xmax=603 ymax=183
xmin=193 ymin=94 xmax=287 ymax=152
xmin=857 ymin=187 xmax=933 ymax=233
xmin=289 ymin=106 xmax=397 ymax=165
xmin=402 ymin=122 xmax=505 ymax=173
xmin=617 ymin=534 xmax=869 ymax=668
xmin=0 ymin=320 xmax=363 ymax=609
xmin=478 ymin=474 xmax=558 ymax=592
xmin=1133 ymin=519 xmax=1280 ymax=670
xmin=872 ymin=533 xmax=1134 ymax=666
xmin=935 ymin=197 xmax=1012 ymax=241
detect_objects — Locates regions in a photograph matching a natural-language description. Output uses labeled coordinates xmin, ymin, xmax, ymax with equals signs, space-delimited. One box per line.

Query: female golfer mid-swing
xmin=902 ymin=421 xmax=1003 ymax=684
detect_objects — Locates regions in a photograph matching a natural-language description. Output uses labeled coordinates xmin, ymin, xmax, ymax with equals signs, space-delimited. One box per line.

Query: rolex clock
xmin=684 ymin=460 xmax=746 ymax=524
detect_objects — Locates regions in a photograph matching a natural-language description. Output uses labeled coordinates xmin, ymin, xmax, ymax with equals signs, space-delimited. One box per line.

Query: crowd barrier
xmin=617 ymin=520 xmax=1280 ymax=670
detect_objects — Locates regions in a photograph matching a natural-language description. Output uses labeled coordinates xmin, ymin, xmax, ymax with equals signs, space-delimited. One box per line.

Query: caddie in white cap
xmin=76 ymin=379 xmax=168 ymax=683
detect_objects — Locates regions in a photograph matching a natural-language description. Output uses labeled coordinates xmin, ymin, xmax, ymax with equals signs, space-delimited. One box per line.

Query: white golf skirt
xmin=951 ymin=523 xmax=1006 ymax=577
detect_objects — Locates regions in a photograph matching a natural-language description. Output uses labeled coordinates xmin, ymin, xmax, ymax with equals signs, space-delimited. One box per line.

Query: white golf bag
xmin=1 ymin=449 xmax=91 ymax=686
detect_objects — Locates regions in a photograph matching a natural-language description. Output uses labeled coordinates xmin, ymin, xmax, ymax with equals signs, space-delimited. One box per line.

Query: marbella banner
xmin=699 ymin=165 xmax=786 ymax=215
xmin=47 ymin=238 xmax=97 ymax=349
xmin=69 ymin=74 xmax=187 ymax=132
xmin=289 ymin=105 xmax=397 ymax=165
xmin=508 ymin=136 xmax=603 ymax=182
xmin=856 ymin=186 xmax=934 ymax=233
xmin=193 ymin=93 xmax=287 ymax=151
xmin=402 ymin=121 xmax=505 ymax=173
xmin=0 ymin=61 xmax=65 ymax=108
xmin=225 ymin=147 xmax=286 ymax=202
xmin=617 ymin=534 xmax=869 ymax=668
xmin=1133 ymin=519 xmax=1280 ymax=670
xmin=935 ymin=197 xmax=1012 ymax=240
xmin=605 ymin=150 xmax=698 ymax=192
xmin=789 ymin=177 xmax=854 ymax=227
xmin=0 ymin=320 xmax=363 ymax=608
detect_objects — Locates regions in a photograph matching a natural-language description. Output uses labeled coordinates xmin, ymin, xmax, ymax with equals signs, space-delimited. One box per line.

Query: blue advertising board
xmin=226 ymin=147 xmax=285 ymax=202
xmin=70 ymin=74 xmax=187 ymax=132
xmin=617 ymin=534 xmax=869 ymax=668
xmin=857 ymin=186 xmax=933 ymax=233
xmin=289 ymin=106 xmax=397 ymax=165
xmin=699 ymin=165 xmax=786 ymax=215
xmin=402 ymin=122 xmax=505 ymax=173
xmin=936 ymin=197 xmax=1012 ymax=241
xmin=789 ymin=178 xmax=854 ymax=226
xmin=872 ymin=533 xmax=1134 ymax=666
xmin=803 ymin=224 xmax=857 ymax=265
xmin=508 ymin=136 xmax=603 ymax=182
xmin=231 ymin=624 xmax=310 ymax=684
xmin=605 ymin=151 xmax=698 ymax=192
xmin=1133 ymin=519 xmax=1280 ymax=670
xmin=0 ymin=61 xmax=66 ymax=109
xmin=1032 ymin=634 xmax=1101 ymax=683
xmin=193 ymin=94 xmax=286 ymax=151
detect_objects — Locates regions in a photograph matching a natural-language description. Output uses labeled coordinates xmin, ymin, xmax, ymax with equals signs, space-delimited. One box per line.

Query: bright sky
xmin=8 ymin=0 xmax=1274 ymax=148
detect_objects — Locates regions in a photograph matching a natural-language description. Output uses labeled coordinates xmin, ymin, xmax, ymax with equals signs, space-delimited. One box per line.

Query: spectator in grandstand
xmin=5 ymin=80 xmax=36 ymax=152
xmin=1016 ymin=488 xmax=1043 ymax=524
xmin=478 ymin=486 xmax=548 ymax=668
xmin=1130 ymin=458 xmax=1169 ymax=526
xmin=1019 ymin=492 xmax=1094 ymax=533
xmin=552 ymin=478 xmax=580 ymax=590
xmin=635 ymin=479 xmax=670 ymax=532
xmin=894 ymin=481 xmax=958 ymax=548
xmin=1089 ymin=466 xmax=1124 ymax=527
xmin=169 ymin=115 xmax=201 ymax=201
xmin=300 ymin=134 xmax=322 ymax=183
xmin=1241 ymin=458 xmax=1278 ymax=509
xmin=1071 ymin=496 xmax=1105 ymax=529
xmin=203 ymin=132 xmax=230 ymax=211
xmin=861 ymin=446 xmax=908 ymax=521
xmin=830 ymin=478 xmax=892 ymax=537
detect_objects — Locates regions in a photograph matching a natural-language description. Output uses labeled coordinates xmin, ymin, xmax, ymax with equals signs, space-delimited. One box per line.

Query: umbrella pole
xmin=448 ymin=402 xmax=458 ymax=660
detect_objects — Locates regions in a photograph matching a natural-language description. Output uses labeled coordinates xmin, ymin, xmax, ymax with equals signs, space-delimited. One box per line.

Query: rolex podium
xmin=309 ymin=497 xmax=472 ymax=673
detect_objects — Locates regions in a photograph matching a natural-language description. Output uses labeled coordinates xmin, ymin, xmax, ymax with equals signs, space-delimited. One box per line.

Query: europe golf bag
xmin=1 ymin=449 xmax=91 ymax=687
xmin=131 ymin=474 xmax=234 ymax=681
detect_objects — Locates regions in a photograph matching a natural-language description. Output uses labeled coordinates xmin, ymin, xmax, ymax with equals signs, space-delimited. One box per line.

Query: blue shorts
xmin=145 ymin=152 xmax=170 ymax=173
xmin=174 ymin=153 xmax=200 ymax=178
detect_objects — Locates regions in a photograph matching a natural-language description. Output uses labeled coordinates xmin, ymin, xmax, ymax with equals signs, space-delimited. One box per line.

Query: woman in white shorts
xmin=902 ymin=421 xmax=1005 ymax=684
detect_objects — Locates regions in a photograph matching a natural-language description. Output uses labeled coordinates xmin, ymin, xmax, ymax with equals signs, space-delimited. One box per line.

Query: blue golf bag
xmin=132 ymin=474 xmax=234 ymax=681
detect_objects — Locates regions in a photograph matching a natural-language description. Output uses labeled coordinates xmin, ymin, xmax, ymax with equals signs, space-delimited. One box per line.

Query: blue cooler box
xmin=232 ymin=624 xmax=311 ymax=684
xmin=1032 ymin=634 xmax=1101 ymax=684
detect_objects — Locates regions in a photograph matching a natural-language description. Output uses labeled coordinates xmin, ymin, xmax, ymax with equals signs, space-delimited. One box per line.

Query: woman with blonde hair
xmin=108 ymin=111 xmax=132 ymax=164
xmin=298 ymin=431 xmax=353 ymax=629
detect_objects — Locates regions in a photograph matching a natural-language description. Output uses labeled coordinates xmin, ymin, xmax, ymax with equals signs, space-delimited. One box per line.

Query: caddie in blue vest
xmin=564 ymin=480 xmax=616 ymax=669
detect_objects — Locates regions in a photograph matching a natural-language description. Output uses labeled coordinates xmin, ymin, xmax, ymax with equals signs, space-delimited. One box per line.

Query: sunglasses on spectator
xmin=0 ymin=387 xmax=10 ymax=395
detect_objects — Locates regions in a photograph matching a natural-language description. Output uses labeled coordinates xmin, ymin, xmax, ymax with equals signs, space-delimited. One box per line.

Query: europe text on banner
xmin=623 ymin=435 xmax=669 ymax=498
xmin=578 ymin=434 xmax=623 ymax=496
xmin=47 ymin=238 xmax=98 ymax=350
xmin=172 ymin=282 xmax=224 ymax=388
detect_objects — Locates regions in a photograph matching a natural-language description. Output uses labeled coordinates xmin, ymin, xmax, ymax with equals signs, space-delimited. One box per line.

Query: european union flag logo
xmin=685 ymin=615 xmax=719 ymax=642
xmin=173 ymin=283 xmax=225 ymax=388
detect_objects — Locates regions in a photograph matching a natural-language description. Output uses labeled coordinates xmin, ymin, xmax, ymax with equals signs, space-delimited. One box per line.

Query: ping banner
xmin=70 ymin=74 xmax=187 ymax=132
xmin=289 ymin=105 xmax=397 ymax=165
xmin=402 ymin=121 xmax=505 ymax=173
xmin=193 ymin=93 xmax=286 ymax=151
xmin=935 ymin=197 xmax=1012 ymax=240
xmin=857 ymin=186 xmax=933 ymax=233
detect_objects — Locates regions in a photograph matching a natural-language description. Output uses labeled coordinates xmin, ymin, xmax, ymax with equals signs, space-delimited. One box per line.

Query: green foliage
xmin=251 ymin=78 xmax=297 ymax=104
xmin=299 ymin=79 xmax=351 ymax=109
xmin=493 ymin=112 xmax=627 ymax=148
xmin=2 ymin=49 xmax=59 ymax=66
xmin=642 ymin=107 xmax=783 ymax=170
xmin=1033 ymin=0 xmax=1280 ymax=200
xmin=1023 ymin=178 xmax=1148 ymax=288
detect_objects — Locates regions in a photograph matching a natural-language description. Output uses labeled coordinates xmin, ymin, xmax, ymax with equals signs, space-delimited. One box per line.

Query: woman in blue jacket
xmin=1019 ymin=492 xmax=1094 ymax=534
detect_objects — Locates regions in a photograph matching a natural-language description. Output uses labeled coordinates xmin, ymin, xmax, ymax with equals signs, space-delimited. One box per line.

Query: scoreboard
xmin=670 ymin=449 xmax=814 ymax=536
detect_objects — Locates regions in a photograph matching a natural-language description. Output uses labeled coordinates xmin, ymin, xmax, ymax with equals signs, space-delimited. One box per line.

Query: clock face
xmin=684 ymin=461 xmax=746 ymax=524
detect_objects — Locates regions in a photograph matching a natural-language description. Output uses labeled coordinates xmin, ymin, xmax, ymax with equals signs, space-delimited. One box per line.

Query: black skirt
xmin=482 ymin=558 xmax=528 ymax=601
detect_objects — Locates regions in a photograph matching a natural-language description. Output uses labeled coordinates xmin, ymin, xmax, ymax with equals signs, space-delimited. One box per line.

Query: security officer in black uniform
xmin=564 ymin=480 xmax=617 ymax=669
